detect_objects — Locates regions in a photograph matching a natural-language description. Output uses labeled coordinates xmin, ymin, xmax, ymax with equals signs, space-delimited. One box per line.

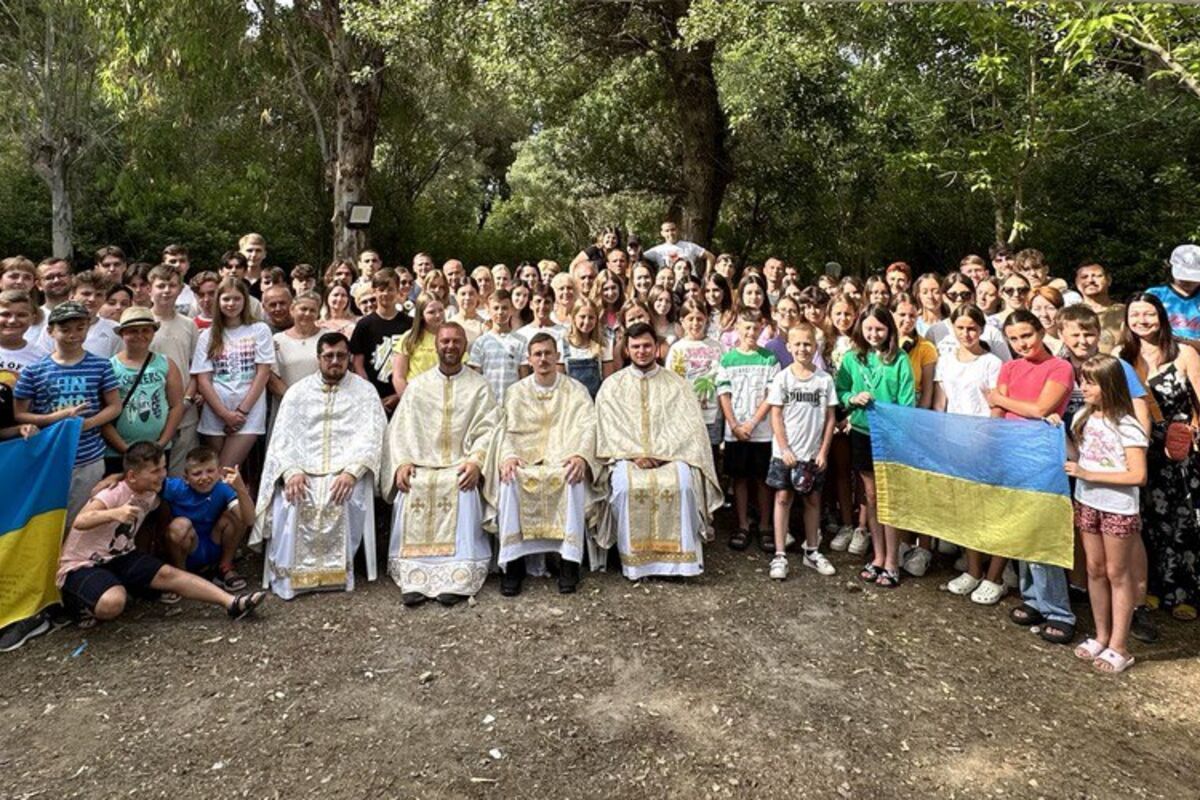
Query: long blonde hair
xmin=403 ymin=291 xmax=443 ymax=355
xmin=567 ymin=297 xmax=605 ymax=356
xmin=207 ymin=277 xmax=255 ymax=359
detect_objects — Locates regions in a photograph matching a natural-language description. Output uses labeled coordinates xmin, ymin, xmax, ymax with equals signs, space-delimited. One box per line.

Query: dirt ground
xmin=3 ymin=513 xmax=1199 ymax=800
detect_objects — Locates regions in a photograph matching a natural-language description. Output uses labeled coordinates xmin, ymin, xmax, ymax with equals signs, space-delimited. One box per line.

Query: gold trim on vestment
xmin=284 ymin=479 xmax=349 ymax=589
xmin=400 ymin=469 xmax=459 ymax=557
xmin=626 ymin=463 xmax=683 ymax=555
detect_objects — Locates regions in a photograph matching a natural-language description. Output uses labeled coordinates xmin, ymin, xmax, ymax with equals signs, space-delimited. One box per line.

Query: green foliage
xmin=1 ymin=1 xmax=1198 ymax=285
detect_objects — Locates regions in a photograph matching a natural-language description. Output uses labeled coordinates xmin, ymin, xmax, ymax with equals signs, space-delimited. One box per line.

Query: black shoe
xmin=501 ymin=558 xmax=526 ymax=597
xmin=558 ymin=560 xmax=580 ymax=594
xmin=1131 ymin=605 xmax=1160 ymax=644
xmin=401 ymin=592 xmax=428 ymax=607
xmin=0 ymin=613 xmax=51 ymax=653
xmin=436 ymin=593 xmax=467 ymax=606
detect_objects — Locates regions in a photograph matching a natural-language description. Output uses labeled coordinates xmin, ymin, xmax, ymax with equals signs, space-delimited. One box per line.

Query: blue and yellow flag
xmin=0 ymin=418 xmax=80 ymax=628
xmin=868 ymin=404 xmax=1073 ymax=568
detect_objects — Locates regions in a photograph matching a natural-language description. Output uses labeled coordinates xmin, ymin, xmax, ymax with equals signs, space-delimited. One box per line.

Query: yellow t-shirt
xmin=905 ymin=338 xmax=938 ymax=386
xmin=393 ymin=330 xmax=438 ymax=380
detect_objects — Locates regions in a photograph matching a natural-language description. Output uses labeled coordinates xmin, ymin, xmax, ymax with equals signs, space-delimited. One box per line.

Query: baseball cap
xmin=47 ymin=301 xmax=89 ymax=326
xmin=116 ymin=306 xmax=160 ymax=332
xmin=1170 ymin=244 xmax=1200 ymax=282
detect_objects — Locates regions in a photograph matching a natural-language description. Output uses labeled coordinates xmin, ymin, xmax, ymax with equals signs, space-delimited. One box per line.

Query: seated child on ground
xmin=57 ymin=441 xmax=266 ymax=625
xmin=161 ymin=446 xmax=255 ymax=591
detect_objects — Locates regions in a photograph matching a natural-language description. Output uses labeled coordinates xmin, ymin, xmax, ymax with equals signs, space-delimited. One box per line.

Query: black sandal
xmin=1009 ymin=603 xmax=1045 ymax=627
xmin=859 ymin=563 xmax=882 ymax=583
xmin=875 ymin=569 xmax=901 ymax=589
xmin=759 ymin=530 xmax=775 ymax=553
xmin=228 ymin=590 xmax=267 ymax=620
xmin=1039 ymin=621 xmax=1076 ymax=645
xmin=729 ymin=528 xmax=750 ymax=551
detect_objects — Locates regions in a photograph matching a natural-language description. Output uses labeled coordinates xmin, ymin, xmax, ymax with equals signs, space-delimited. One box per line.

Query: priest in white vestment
xmin=497 ymin=332 xmax=601 ymax=595
xmin=251 ymin=333 xmax=386 ymax=599
xmin=381 ymin=322 xmax=503 ymax=606
xmin=595 ymin=322 xmax=722 ymax=580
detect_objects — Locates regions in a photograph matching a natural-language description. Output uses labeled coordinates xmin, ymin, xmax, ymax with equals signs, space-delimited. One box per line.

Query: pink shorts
xmin=1073 ymin=501 xmax=1141 ymax=539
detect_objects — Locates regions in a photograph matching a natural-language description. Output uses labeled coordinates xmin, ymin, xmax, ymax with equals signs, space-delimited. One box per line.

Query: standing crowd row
xmin=3 ymin=226 xmax=1200 ymax=677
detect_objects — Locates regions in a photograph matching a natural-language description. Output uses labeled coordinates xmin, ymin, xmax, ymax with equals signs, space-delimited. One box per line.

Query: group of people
xmin=3 ymin=227 xmax=1200 ymax=678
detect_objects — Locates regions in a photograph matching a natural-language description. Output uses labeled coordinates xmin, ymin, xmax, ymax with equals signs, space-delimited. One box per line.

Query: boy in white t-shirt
xmin=766 ymin=323 xmax=838 ymax=580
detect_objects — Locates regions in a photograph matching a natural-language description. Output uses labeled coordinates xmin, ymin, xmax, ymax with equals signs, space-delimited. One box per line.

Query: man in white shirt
xmin=643 ymin=221 xmax=716 ymax=274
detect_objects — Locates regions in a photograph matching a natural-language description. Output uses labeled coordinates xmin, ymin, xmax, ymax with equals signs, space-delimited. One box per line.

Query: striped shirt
xmin=468 ymin=330 xmax=524 ymax=404
xmin=14 ymin=353 xmax=117 ymax=465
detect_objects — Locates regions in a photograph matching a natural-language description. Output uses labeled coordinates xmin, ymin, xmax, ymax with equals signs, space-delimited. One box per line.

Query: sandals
xmin=758 ymin=529 xmax=774 ymax=554
xmin=1074 ymin=637 xmax=1106 ymax=661
xmin=1009 ymin=603 xmax=1045 ymax=627
xmin=227 ymin=590 xmax=268 ymax=620
xmin=875 ymin=569 xmax=901 ymax=589
xmin=1092 ymin=647 xmax=1135 ymax=674
xmin=1038 ymin=621 xmax=1076 ymax=645
xmin=729 ymin=528 xmax=750 ymax=551
xmin=859 ymin=563 xmax=883 ymax=583
xmin=219 ymin=566 xmax=248 ymax=592
xmin=1171 ymin=603 xmax=1197 ymax=621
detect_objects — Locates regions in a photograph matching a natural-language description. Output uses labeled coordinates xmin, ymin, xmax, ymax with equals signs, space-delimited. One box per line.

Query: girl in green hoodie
xmin=835 ymin=304 xmax=916 ymax=588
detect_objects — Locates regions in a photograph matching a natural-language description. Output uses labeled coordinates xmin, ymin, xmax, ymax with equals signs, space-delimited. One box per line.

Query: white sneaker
xmin=769 ymin=555 xmax=789 ymax=581
xmin=803 ymin=548 xmax=836 ymax=576
xmin=830 ymin=526 xmax=854 ymax=551
xmin=970 ymin=579 xmax=1007 ymax=605
xmin=847 ymin=527 xmax=870 ymax=556
xmin=946 ymin=572 xmax=982 ymax=596
xmin=902 ymin=546 xmax=932 ymax=577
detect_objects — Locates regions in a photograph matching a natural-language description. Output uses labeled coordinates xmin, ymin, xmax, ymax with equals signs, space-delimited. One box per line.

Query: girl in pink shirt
xmin=986 ymin=308 xmax=1077 ymax=644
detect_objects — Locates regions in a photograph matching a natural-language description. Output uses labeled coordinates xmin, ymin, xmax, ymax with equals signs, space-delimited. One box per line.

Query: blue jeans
xmin=1019 ymin=561 xmax=1075 ymax=625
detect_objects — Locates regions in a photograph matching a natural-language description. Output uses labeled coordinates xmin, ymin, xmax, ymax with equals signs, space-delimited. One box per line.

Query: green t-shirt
xmin=834 ymin=349 xmax=916 ymax=433
xmin=107 ymin=353 xmax=170 ymax=454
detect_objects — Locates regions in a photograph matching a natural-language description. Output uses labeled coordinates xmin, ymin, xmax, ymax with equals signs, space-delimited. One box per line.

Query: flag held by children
xmin=0 ymin=418 xmax=81 ymax=629
xmin=868 ymin=404 xmax=1074 ymax=568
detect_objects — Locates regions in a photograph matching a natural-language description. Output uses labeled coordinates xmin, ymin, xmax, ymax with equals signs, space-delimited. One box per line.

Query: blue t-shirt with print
xmin=1146 ymin=284 xmax=1200 ymax=343
xmin=13 ymin=353 xmax=117 ymax=466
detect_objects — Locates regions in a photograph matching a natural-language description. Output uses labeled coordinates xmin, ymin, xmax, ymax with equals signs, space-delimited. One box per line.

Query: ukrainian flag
xmin=868 ymin=404 xmax=1073 ymax=568
xmin=0 ymin=418 xmax=81 ymax=629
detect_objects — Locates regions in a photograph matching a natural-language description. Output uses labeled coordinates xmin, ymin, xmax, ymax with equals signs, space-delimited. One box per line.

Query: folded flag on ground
xmin=0 ymin=418 xmax=80 ymax=629
xmin=868 ymin=403 xmax=1073 ymax=569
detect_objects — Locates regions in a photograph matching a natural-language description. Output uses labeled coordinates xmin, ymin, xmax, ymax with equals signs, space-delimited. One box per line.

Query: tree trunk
xmin=32 ymin=148 xmax=75 ymax=261
xmin=330 ymin=63 xmax=383 ymax=260
xmin=992 ymin=194 xmax=1007 ymax=246
xmin=315 ymin=0 xmax=384 ymax=260
xmin=657 ymin=2 xmax=732 ymax=247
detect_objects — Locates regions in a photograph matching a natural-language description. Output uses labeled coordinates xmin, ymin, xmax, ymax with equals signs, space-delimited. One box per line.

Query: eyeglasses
xmin=1002 ymin=287 xmax=1029 ymax=297
xmin=945 ymin=291 xmax=972 ymax=302
xmin=777 ymin=308 xmax=800 ymax=316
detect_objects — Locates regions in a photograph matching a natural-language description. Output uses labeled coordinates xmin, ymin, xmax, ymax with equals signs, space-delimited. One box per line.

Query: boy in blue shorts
xmin=162 ymin=446 xmax=255 ymax=591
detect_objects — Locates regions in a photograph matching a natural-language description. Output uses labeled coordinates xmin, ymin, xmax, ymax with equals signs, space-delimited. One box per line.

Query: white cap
xmin=1170 ymin=244 xmax=1200 ymax=282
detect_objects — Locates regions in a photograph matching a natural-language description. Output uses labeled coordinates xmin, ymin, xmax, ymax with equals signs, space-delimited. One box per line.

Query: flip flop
xmin=1039 ymin=621 xmax=1076 ymax=645
xmin=1093 ymin=647 xmax=1135 ymax=674
xmin=1009 ymin=603 xmax=1045 ymax=627
xmin=1073 ymin=637 xmax=1106 ymax=661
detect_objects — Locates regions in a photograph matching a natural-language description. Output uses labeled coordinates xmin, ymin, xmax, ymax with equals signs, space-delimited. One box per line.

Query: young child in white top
xmin=1066 ymin=354 xmax=1148 ymax=675
xmin=766 ymin=323 xmax=838 ymax=580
